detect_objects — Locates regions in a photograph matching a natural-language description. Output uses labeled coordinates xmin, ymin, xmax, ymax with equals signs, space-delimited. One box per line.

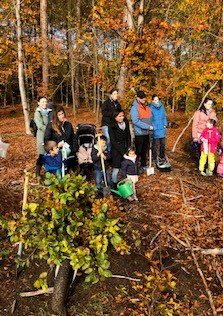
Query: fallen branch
xmin=172 ymin=79 xmax=222 ymax=152
xmin=179 ymin=179 xmax=187 ymax=204
xmin=20 ymin=287 xmax=54 ymax=297
xmin=187 ymin=195 xmax=203 ymax=202
xmin=169 ymin=212 xmax=204 ymax=218
xmin=150 ymin=230 xmax=162 ymax=247
xmin=167 ymin=230 xmax=188 ymax=248
xmin=201 ymin=248 xmax=223 ymax=256
xmin=160 ymin=193 xmax=178 ymax=198
xmin=111 ymin=274 xmax=141 ymax=282
xmin=185 ymin=238 xmax=217 ymax=316
xmin=182 ymin=179 xmax=205 ymax=190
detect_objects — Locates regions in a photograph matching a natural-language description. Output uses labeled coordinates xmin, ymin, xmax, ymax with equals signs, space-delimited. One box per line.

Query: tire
xmin=51 ymin=259 xmax=72 ymax=316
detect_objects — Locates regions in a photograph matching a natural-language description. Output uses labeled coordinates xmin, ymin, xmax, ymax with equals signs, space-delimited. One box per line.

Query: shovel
xmin=98 ymin=135 xmax=110 ymax=197
xmin=147 ymin=134 xmax=154 ymax=176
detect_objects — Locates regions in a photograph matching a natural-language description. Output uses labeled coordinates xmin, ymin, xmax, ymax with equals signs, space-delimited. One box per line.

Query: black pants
xmin=152 ymin=137 xmax=166 ymax=160
xmin=36 ymin=154 xmax=44 ymax=176
xmin=135 ymin=135 xmax=150 ymax=167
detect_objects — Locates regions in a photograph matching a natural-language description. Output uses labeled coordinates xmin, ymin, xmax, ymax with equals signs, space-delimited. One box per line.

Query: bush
xmin=2 ymin=173 xmax=130 ymax=287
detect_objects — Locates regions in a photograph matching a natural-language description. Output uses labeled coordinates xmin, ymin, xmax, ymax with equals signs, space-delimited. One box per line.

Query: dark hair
xmin=110 ymin=88 xmax=118 ymax=95
xmin=137 ymin=90 xmax=146 ymax=99
xmin=52 ymin=105 xmax=66 ymax=135
xmin=208 ymin=118 xmax=217 ymax=126
xmin=152 ymin=94 xmax=159 ymax=100
xmin=37 ymin=96 xmax=47 ymax=102
xmin=126 ymin=146 xmax=136 ymax=155
xmin=113 ymin=108 xmax=124 ymax=118
xmin=199 ymin=98 xmax=213 ymax=115
xmin=44 ymin=140 xmax=58 ymax=153
xmin=95 ymin=135 xmax=107 ymax=143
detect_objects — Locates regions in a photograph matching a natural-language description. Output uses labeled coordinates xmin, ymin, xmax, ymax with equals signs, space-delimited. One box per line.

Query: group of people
xmin=34 ymin=91 xmax=223 ymax=200
xmin=192 ymin=97 xmax=223 ymax=177
xmin=34 ymin=89 xmax=168 ymax=199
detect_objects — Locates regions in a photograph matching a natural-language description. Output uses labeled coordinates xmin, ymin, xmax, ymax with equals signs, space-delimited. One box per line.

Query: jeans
xmin=152 ymin=137 xmax=166 ymax=161
xmin=94 ymin=169 xmax=111 ymax=194
xmin=112 ymin=168 xmax=119 ymax=184
xmin=135 ymin=135 xmax=150 ymax=167
xmin=101 ymin=126 xmax=111 ymax=152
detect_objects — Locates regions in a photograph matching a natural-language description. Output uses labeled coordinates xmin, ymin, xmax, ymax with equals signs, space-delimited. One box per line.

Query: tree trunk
xmin=40 ymin=0 xmax=49 ymax=95
xmin=14 ymin=0 xmax=31 ymax=134
xmin=75 ymin=0 xmax=81 ymax=108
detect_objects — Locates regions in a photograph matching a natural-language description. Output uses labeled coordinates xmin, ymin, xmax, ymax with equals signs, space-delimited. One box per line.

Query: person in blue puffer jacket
xmin=150 ymin=95 xmax=168 ymax=164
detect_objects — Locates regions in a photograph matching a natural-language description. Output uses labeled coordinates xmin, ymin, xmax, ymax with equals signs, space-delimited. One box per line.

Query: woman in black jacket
xmin=108 ymin=109 xmax=131 ymax=187
xmin=101 ymin=89 xmax=122 ymax=151
xmin=44 ymin=106 xmax=77 ymax=169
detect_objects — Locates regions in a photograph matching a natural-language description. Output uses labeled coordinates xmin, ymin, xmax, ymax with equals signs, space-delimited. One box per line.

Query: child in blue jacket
xmin=43 ymin=140 xmax=63 ymax=176
xmin=150 ymin=95 xmax=167 ymax=165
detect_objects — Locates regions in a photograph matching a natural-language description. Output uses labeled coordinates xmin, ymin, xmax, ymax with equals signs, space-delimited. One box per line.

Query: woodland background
xmin=1 ymin=0 xmax=223 ymax=121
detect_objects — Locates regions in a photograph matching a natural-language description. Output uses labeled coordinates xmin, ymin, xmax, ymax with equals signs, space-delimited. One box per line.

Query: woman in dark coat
xmin=44 ymin=105 xmax=77 ymax=169
xmin=108 ymin=109 xmax=131 ymax=187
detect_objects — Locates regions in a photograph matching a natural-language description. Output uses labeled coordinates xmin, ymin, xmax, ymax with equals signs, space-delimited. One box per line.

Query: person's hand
xmin=101 ymin=153 xmax=106 ymax=160
xmin=149 ymin=125 xmax=154 ymax=131
xmin=58 ymin=140 xmax=65 ymax=148
xmin=193 ymin=138 xmax=198 ymax=142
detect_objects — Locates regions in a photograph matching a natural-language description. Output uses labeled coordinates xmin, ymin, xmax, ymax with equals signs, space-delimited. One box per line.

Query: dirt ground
xmin=0 ymin=105 xmax=223 ymax=315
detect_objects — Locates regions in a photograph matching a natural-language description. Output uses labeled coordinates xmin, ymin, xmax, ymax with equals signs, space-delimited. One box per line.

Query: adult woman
xmin=34 ymin=96 xmax=50 ymax=176
xmin=101 ymin=89 xmax=122 ymax=151
xmin=150 ymin=94 xmax=167 ymax=164
xmin=192 ymin=98 xmax=217 ymax=141
xmin=44 ymin=105 xmax=77 ymax=163
xmin=109 ymin=109 xmax=131 ymax=188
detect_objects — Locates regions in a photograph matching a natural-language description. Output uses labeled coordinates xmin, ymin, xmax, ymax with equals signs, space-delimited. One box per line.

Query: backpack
xmin=30 ymin=119 xmax=38 ymax=137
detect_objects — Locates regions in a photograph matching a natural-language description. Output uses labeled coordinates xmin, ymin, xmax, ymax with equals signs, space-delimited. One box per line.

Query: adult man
xmin=130 ymin=91 xmax=153 ymax=169
xmin=101 ymin=89 xmax=122 ymax=151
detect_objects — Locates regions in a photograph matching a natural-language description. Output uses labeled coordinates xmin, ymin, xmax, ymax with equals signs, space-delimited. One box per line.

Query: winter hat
xmin=137 ymin=91 xmax=146 ymax=99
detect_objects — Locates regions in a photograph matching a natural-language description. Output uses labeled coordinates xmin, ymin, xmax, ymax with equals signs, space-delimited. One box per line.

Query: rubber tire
xmin=51 ymin=259 xmax=72 ymax=315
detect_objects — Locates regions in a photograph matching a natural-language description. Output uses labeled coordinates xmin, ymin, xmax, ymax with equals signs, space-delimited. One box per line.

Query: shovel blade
xmin=147 ymin=167 xmax=155 ymax=176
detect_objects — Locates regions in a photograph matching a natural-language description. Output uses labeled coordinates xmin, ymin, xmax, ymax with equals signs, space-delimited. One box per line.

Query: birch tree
xmin=40 ymin=0 xmax=49 ymax=94
xmin=14 ymin=0 xmax=31 ymax=134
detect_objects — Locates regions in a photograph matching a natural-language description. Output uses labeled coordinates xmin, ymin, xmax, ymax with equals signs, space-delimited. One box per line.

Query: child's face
xmin=100 ymin=139 xmax=106 ymax=149
xmin=50 ymin=146 xmax=59 ymax=156
xmin=207 ymin=121 xmax=213 ymax=129
xmin=115 ymin=112 xmax=125 ymax=123
xmin=153 ymin=96 xmax=159 ymax=105
xmin=128 ymin=150 xmax=135 ymax=157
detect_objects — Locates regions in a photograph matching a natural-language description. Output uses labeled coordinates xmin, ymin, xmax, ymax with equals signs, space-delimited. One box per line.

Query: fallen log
xmin=201 ymin=248 xmax=223 ymax=256
xmin=20 ymin=287 xmax=54 ymax=297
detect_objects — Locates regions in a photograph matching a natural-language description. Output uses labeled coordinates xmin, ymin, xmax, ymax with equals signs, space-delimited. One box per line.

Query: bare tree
xmin=14 ymin=0 xmax=31 ymax=134
xmin=40 ymin=0 xmax=49 ymax=94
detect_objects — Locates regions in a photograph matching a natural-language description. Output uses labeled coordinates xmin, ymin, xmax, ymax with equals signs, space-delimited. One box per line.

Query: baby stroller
xmin=76 ymin=124 xmax=96 ymax=179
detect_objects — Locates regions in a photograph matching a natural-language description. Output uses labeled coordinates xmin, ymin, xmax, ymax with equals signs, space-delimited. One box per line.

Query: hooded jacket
xmin=150 ymin=101 xmax=167 ymax=139
xmin=130 ymin=100 xmax=152 ymax=136
xmin=121 ymin=154 xmax=139 ymax=177
xmin=199 ymin=126 xmax=221 ymax=154
xmin=101 ymin=98 xmax=122 ymax=126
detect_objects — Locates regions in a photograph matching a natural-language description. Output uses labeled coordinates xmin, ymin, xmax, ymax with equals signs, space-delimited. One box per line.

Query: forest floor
xmin=0 ymin=105 xmax=223 ymax=316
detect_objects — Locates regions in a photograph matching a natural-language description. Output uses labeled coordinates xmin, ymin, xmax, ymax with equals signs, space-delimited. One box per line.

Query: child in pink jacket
xmin=199 ymin=119 xmax=221 ymax=176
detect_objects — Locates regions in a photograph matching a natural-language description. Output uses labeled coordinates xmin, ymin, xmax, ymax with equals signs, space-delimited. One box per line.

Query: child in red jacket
xmin=199 ymin=119 xmax=221 ymax=176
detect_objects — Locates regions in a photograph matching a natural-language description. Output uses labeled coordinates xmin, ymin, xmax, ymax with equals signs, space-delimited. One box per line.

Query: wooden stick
xmin=167 ymin=230 xmax=188 ymax=248
xmin=187 ymin=195 xmax=203 ymax=202
xmin=111 ymin=274 xmax=141 ymax=282
xmin=20 ymin=287 xmax=54 ymax=297
xmin=201 ymin=248 xmax=223 ymax=256
xmin=185 ymin=238 xmax=217 ymax=316
xmin=160 ymin=193 xmax=178 ymax=198
xmin=182 ymin=179 xmax=205 ymax=190
xmin=150 ymin=230 xmax=162 ymax=247
xmin=179 ymin=178 xmax=187 ymax=204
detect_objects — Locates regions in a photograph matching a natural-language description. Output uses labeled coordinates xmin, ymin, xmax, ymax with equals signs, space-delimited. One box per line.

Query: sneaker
xmin=200 ymin=171 xmax=206 ymax=176
xmin=206 ymin=170 xmax=213 ymax=176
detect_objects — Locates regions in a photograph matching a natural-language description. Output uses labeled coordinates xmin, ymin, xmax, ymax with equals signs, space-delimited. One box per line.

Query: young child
xmin=121 ymin=147 xmax=139 ymax=201
xmin=91 ymin=135 xmax=111 ymax=196
xmin=199 ymin=119 xmax=221 ymax=176
xmin=42 ymin=140 xmax=63 ymax=176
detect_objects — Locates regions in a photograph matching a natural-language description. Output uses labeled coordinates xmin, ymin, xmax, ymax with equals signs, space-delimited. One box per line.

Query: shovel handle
xmin=98 ymin=135 xmax=108 ymax=187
